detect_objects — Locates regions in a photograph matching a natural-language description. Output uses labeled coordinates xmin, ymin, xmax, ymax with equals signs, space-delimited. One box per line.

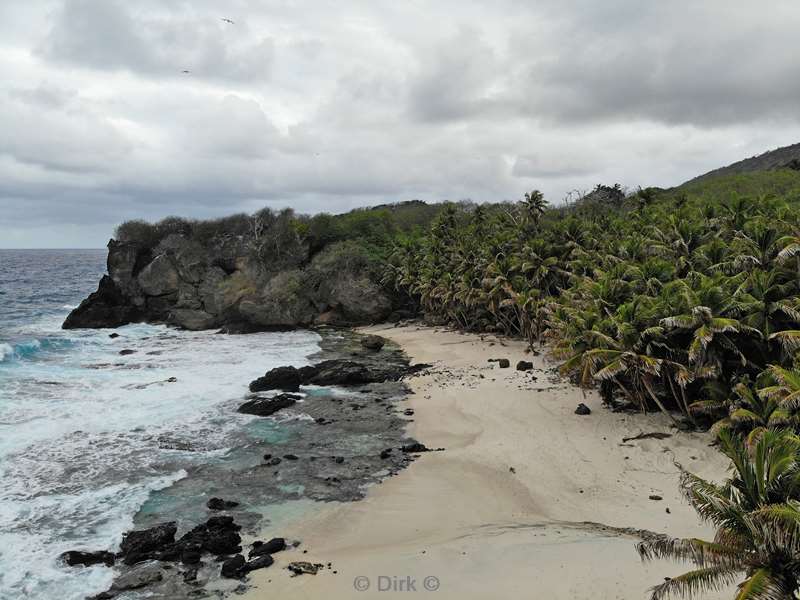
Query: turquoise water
xmin=0 ymin=250 xmax=321 ymax=599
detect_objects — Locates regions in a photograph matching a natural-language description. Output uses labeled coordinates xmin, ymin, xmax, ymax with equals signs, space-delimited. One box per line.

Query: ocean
xmin=0 ymin=249 xmax=323 ymax=599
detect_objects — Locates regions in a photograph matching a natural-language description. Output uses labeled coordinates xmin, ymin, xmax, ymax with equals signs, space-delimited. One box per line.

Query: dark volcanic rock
xmin=360 ymin=335 xmax=385 ymax=351
xmin=288 ymin=561 xmax=321 ymax=575
xmin=249 ymin=359 xmax=414 ymax=392
xmin=575 ymin=403 xmax=591 ymax=415
xmin=61 ymin=550 xmax=115 ymax=567
xmin=206 ymin=497 xmax=240 ymax=511
xmin=242 ymin=554 xmax=274 ymax=572
xmin=516 ymin=360 xmax=534 ymax=371
xmin=220 ymin=555 xmax=246 ymax=578
xmin=63 ymin=234 xmax=396 ymax=331
xmin=249 ymin=366 xmax=303 ymax=392
xmin=119 ymin=516 xmax=242 ymax=567
xmin=401 ymin=442 xmax=430 ymax=453
xmin=249 ymin=537 xmax=286 ymax=558
xmin=120 ymin=522 xmax=177 ymax=565
xmin=405 ymin=363 xmax=433 ymax=376
xmin=63 ymin=275 xmax=142 ymax=329
xmin=181 ymin=548 xmax=203 ymax=565
xmin=496 ymin=358 xmax=510 ymax=368
xmin=177 ymin=516 xmax=242 ymax=556
xmin=307 ymin=360 xmax=375 ymax=385
xmin=118 ymin=349 xmax=136 ymax=356
xmin=237 ymin=394 xmax=298 ymax=417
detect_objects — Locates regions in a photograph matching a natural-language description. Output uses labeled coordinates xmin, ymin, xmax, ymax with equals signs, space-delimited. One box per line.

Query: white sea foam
xmin=0 ymin=343 xmax=13 ymax=362
xmin=0 ymin=471 xmax=187 ymax=599
xmin=0 ymin=321 xmax=321 ymax=599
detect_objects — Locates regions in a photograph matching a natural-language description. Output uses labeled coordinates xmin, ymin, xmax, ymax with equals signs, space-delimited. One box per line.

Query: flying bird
xmin=221 ymin=18 xmax=235 ymax=24
xmin=181 ymin=70 xmax=191 ymax=74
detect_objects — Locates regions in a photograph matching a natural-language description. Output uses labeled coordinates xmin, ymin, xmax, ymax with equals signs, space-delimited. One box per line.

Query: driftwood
xmin=622 ymin=432 xmax=673 ymax=443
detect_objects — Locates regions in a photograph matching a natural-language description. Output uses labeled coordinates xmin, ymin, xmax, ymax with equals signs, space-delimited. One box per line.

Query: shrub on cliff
xmin=310 ymin=240 xmax=381 ymax=278
xmin=115 ymin=216 xmax=193 ymax=250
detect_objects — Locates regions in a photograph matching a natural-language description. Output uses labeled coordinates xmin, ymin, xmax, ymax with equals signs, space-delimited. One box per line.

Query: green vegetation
xmin=638 ymin=429 xmax=800 ymax=599
xmin=380 ymin=170 xmax=800 ymax=599
xmin=115 ymin=166 xmax=800 ymax=597
xmin=384 ymin=171 xmax=800 ymax=429
xmin=115 ymin=200 xmax=441 ymax=265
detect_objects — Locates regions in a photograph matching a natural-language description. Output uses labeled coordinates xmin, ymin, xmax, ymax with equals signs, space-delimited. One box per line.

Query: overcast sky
xmin=3 ymin=1 xmax=800 ymax=248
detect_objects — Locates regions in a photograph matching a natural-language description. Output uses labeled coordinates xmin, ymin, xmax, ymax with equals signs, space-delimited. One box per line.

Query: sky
xmin=3 ymin=1 xmax=800 ymax=248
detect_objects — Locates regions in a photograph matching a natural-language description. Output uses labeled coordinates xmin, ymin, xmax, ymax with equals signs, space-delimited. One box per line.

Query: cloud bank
xmin=2 ymin=0 xmax=800 ymax=247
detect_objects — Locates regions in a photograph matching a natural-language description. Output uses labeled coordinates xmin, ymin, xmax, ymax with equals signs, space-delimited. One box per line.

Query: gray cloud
xmin=2 ymin=1 xmax=800 ymax=247
xmin=39 ymin=0 xmax=274 ymax=81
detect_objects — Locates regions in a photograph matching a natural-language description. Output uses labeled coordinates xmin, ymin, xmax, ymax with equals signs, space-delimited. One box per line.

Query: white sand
xmin=241 ymin=325 xmax=732 ymax=599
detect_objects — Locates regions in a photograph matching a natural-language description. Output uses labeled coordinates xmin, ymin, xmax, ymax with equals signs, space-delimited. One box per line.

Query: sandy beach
xmin=242 ymin=324 xmax=732 ymax=600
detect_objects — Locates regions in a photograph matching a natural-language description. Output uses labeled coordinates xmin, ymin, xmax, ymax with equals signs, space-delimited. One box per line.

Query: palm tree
xmin=692 ymin=378 xmax=795 ymax=440
xmin=638 ymin=429 xmax=800 ymax=599
xmin=731 ymin=221 xmax=782 ymax=271
xmin=660 ymin=278 xmax=762 ymax=377
xmin=733 ymin=270 xmax=800 ymax=338
xmin=521 ymin=190 xmax=548 ymax=231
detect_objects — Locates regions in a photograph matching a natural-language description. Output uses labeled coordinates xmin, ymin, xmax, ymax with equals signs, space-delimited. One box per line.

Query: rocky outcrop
xmin=248 ymin=366 xmax=306 ymax=392
xmin=237 ymin=393 xmax=299 ymax=417
xmin=119 ymin=522 xmax=178 ymax=565
xmin=249 ymin=359 xmax=430 ymax=392
xmin=60 ymin=550 xmax=116 ymax=567
xmin=78 ymin=516 xmax=272 ymax=598
xmin=64 ymin=237 xmax=397 ymax=331
xmin=62 ymin=275 xmax=143 ymax=329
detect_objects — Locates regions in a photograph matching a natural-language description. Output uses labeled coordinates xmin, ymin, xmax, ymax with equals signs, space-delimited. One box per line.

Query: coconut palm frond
xmin=646 ymin=565 xmax=742 ymax=600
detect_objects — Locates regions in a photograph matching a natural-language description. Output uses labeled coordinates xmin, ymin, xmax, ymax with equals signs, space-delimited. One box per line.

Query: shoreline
xmin=240 ymin=324 xmax=733 ymax=599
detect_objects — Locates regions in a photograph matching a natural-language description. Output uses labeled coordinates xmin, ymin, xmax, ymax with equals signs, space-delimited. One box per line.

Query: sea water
xmin=0 ymin=250 xmax=321 ymax=599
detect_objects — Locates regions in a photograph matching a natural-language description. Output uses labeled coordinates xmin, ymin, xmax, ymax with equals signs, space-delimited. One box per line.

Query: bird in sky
xmin=181 ymin=70 xmax=191 ymax=74
xmin=221 ymin=18 xmax=235 ymax=24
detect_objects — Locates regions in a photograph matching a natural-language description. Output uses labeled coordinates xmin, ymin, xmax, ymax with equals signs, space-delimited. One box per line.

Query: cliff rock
xmin=64 ymin=237 xmax=394 ymax=331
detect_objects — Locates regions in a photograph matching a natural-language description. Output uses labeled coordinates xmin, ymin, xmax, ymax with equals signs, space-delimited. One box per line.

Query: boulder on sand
xmin=575 ymin=403 xmax=591 ymax=415
xmin=360 ymin=335 xmax=385 ymax=351
xmin=221 ymin=555 xmax=246 ymax=578
xmin=243 ymin=554 xmax=274 ymax=572
xmin=249 ymin=537 xmax=286 ymax=558
xmin=516 ymin=360 xmax=534 ymax=371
